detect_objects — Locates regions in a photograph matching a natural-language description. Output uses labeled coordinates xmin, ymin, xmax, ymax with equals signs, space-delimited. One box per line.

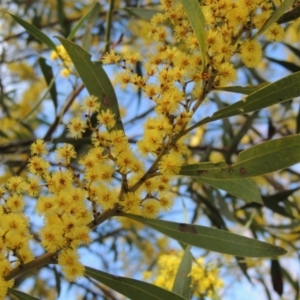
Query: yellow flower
xmin=55 ymin=143 xmax=77 ymax=164
xmin=239 ymin=39 xmax=262 ymax=68
xmin=5 ymin=194 xmax=24 ymax=213
xmin=30 ymin=139 xmax=48 ymax=156
xmin=102 ymin=50 xmax=121 ymax=64
xmin=80 ymin=95 xmax=100 ymax=114
xmin=62 ymin=262 xmax=85 ymax=282
xmin=6 ymin=176 xmax=26 ymax=194
xmin=96 ymin=186 xmax=118 ymax=209
xmin=158 ymin=152 xmax=183 ymax=175
xmin=67 ymin=117 xmax=87 ymax=139
xmin=265 ymin=23 xmax=285 ymax=42
xmin=27 ymin=155 xmax=50 ymax=177
xmin=121 ymin=192 xmax=141 ymax=212
xmin=97 ymin=109 xmax=116 ymax=129
xmin=40 ymin=226 xmax=66 ymax=253
xmin=142 ymin=199 xmax=161 ymax=218
xmin=36 ymin=195 xmax=57 ymax=215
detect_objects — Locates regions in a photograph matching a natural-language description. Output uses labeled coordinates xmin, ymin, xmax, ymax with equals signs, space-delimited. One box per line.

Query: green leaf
xmin=225 ymin=112 xmax=259 ymax=164
xmin=81 ymin=3 xmax=101 ymax=50
xmin=216 ymin=82 xmax=270 ymax=95
xmin=123 ymin=8 xmax=161 ymax=20
xmin=197 ymin=177 xmax=263 ymax=204
xmin=84 ymin=266 xmax=185 ymax=300
xmin=0 ymin=129 xmax=9 ymax=138
xmin=38 ymin=57 xmax=58 ymax=112
xmin=271 ymin=259 xmax=283 ymax=296
xmin=180 ymin=0 xmax=206 ymax=72
xmin=57 ymin=37 xmax=124 ymax=132
xmin=278 ymin=5 xmax=300 ymax=24
xmin=180 ymin=135 xmax=300 ymax=180
xmin=8 ymin=288 xmax=40 ymax=300
xmin=172 ymin=245 xmax=192 ymax=299
xmin=283 ymin=42 xmax=300 ymax=59
xmin=68 ymin=3 xmax=101 ymax=40
xmin=122 ymin=214 xmax=286 ymax=257
xmin=8 ymin=13 xmax=57 ymax=50
xmin=56 ymin=0 xmax=71 ymax=37
xmin=188 ymin=71 xmax=300 ymax=131
xmin=253 ymin=0 xmax=294 ymax=39
xmin=266 ymin=56 xmax=300 ymax=73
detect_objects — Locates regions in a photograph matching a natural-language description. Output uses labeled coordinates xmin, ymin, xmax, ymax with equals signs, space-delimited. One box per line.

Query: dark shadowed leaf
xmin=84 ymin=266 xmax=185 ymax=300
xmin=277 ymin=4 xmax=300 ymax=24
xmin=122 ymin=213 xmax=286 ymax=257
xmin=56 ymin=0 xmax=71 ymax=37
xmin=123 ymin=8 xmax=161 ymax=20
xmin=38 ymin=57 xmax=58 ymax=112
xmin=271 ymin=259 xmax=283 ymax=296
xmin=266 ymin=56 xmax=300 ymax=73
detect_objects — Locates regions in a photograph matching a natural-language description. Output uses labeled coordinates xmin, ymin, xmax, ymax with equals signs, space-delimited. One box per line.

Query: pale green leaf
xmin=172 ymin=245 xmax=192 ymax=299
xmin=122 ymin=214 xmax=286 ymax=257
xmin=216 ymin=82 xmax=270 ymax=95
xmin=85 ymin=266 xmax=185 ymax=300
xmin=9 ymin=13 xmax=57 ymax=50
xmin=8 ymin=288 xmax=39 ymax=300
xmin=253 ymin=0 xmax=294 ymax=39
xmin=124 ymin=8 xmax=161 ymax=20
xmin=57 ymin=37 xmax=124 ymax=132
xmin=180 ymin=0 xmax=206 ymax=72
xmin=197 ymin=177 xmax=263 ymax=204
xmin=68 ymin=3 xmax=101 ymax=41
xmin=180 ymin=135 xmax=300 ymax=179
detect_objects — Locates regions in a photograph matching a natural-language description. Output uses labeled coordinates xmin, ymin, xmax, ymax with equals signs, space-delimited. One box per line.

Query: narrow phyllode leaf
xmin=181 ymin=0 xmax=206 ymax=72
xmin=57 ymin=37 xmax=124 ymax=132
xmin=266 ymin=56 xmax=300 ymax=73
xmin=253 ymin=0 xmax=294 ymax=39
xmin=68 ymin=3 xmax=101 ymax=40
xmin=172 ymin=245 xmax=192 ymax=299
xmin=8 ymin=288 xmax=39 ymax=300
xmin=271 ymin=259 xmax=283 ymax=296
xmin=38 ymin=57 xmax=58 ymax=112
xmin=85 ymin=267 xmax=185 ymax=300
xmin=122 ymin=214 xmax=286 ymax=258
xmin=189 ymin=71 xmax=300 ymax=131
xmin=124 ymin=8 xmax=161 ymax=20
xmin=9 ymin=13 xmax=57 ymax=50
xmin=283 ymin=42 xmax=300 ymax=59
xmin=196 ymin=177 xmax=263 ymax=204
xmin=216 ymin=82 xmax=270 ymax=95
xmin=180 ymin=135 xmax=300 ymax=180
xmin=56 ymin=0 xmax=71 ymax=37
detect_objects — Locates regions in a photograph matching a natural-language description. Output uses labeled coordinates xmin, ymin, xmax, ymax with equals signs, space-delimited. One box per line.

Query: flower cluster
xmin=0 ymin=0 xmax=290 ymax=293
xmin=143 ymin=250 xmax=223 ymax=298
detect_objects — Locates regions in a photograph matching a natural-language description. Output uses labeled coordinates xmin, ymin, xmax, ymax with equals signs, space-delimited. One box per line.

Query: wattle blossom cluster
xmin=143 ymin=250 xmax=224 ymax=298
xmin=0 ymin=0 xmax=288 ymax=294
